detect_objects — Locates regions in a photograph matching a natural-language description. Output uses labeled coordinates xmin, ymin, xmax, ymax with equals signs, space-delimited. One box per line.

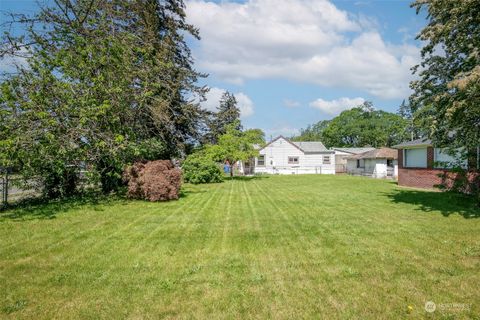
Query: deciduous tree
xmin=410 ymin=0 xmax=480 ymax=152
xmin=0 ymin=0 xmax=206 ymax=197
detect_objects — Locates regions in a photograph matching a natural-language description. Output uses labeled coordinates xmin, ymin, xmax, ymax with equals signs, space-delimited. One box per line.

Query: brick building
xmin=393 ymin=138 xmax=479 ymax=189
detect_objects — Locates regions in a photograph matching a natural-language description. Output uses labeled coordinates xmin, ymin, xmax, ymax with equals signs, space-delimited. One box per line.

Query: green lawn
xmin=1 ymin=175 xmax=479 ymax=319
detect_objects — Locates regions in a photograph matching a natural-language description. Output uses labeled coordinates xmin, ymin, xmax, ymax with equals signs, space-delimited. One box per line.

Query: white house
xmin=254 ymin=136 xmax=336 ymax=175
xmin=333 ymin=147 xmax=375 ymax=173
xmin=346 ymin=148 xmax=398 ymax=179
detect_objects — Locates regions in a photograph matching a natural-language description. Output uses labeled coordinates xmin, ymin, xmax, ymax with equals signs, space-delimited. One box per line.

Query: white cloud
xmin=283 ymin=99 xmax=301 ymax=108
xmin=201 ymin=87 xmax=254 ymax=118
xmin=309 ymin=97 xmax=365 ymax=115
xmin=235 ymin=92 xmax=255 ymax=117
xmin=202 ymin=87 xmax=225 ymax=112
xmin=186 ymin=0 xmax=420 ymax=99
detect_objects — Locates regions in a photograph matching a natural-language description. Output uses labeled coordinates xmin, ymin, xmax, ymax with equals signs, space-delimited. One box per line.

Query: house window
xmin=288 ymin=156 xmax=299 ymax=164
xmin=387 ymin=159 xmax=394 ymax=167
xmin=404 ymin=148 xmax=427 ymax=168
xmin=323 ymin=155 xmax=331 ymax=164
xmin=356 ymin=159 xmax=365 ymax=168
xmin=257 ymin=155 xmax=265 ymax=166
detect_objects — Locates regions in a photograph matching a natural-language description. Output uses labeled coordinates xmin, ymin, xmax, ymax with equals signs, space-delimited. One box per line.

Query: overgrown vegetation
xmin=182 ymin=157 xmax=224 ymax=184
xmin=0 ymin=0 xmax=205 ymax=197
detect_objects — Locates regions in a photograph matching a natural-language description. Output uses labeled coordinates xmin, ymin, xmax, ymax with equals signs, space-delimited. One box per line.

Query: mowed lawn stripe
xmin=1 ymin=175 xmax=479 ymax=319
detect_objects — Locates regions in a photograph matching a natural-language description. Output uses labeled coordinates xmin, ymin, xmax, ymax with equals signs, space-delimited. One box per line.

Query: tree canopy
xmin=291 ymin=120 xmax=330 ymax=143
xmin=293 ymin=103 xmax=409 ymax=148
xmin=409 ymin=0 xmax=480 ymax=151
xmin=203 ymin=121 xmax=264 ymax=165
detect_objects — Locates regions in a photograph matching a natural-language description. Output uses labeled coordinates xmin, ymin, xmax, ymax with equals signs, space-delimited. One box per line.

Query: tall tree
xmin=0 ymin=0 xmax=206 ymax=196
xmin=318 ymin=107 xmax=408 ymax=148
xmin=204 ymin=91 xmax=241 ymax=144
xmin=397 ymin=99 xmax=418 ymax=141
xmin=410 ymin=0 xmax=480 ymax=152
xmin=291 ymin=120 xmax=330 ymax=142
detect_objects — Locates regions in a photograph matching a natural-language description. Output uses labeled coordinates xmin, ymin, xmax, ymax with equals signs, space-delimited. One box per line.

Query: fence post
xmin=0 ymin=175 xmax=5 ymax=209
xmin=4 ymin=170 xmax=8 ymax=207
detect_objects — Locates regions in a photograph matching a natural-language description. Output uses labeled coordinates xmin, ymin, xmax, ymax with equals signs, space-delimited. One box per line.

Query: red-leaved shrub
xmin=123 ymin=160 xmax=181 ymax=201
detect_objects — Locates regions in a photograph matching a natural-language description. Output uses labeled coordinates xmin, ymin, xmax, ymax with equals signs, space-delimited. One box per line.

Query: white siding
xmin=404 ymin=148 xmax=427 ymax=168
xmin=346 ymin=158 xmax=398 ymax=179
xmin=255 ymin=137 xmax=335 ymax=175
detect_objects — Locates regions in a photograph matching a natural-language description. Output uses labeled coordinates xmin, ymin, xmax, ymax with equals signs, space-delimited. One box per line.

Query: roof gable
xmin=259 ymin=136 xmax=304 ymax=153
xmin=259 ymin=136 xmax=330 ymax=153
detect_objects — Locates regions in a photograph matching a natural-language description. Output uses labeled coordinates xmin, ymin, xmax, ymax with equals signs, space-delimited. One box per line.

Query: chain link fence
xmin=0 ymin=172 xmax=41 ymax=209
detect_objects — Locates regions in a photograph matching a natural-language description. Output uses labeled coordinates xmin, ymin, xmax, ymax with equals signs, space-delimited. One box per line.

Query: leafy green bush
xmin=182 ymin=157 xmax=223 ymax=184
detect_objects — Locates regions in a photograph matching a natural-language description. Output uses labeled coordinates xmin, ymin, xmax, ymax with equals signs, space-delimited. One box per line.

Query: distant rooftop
xmin=333 ymin=147 xmax=375 ymax=155
xmin=392 ymin=138 xmax=432 ymax=149
xmin=349 ymin=148 xmax=398 ymax=160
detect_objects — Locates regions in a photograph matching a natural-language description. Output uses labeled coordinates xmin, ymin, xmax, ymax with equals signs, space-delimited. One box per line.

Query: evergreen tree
xmin=203 ymin=91 xmax=241 ymax=144
xmin=216 ymin=91 xmax=241 ymax=132
xmin=397 ymin=99 xmax=417 ymax=141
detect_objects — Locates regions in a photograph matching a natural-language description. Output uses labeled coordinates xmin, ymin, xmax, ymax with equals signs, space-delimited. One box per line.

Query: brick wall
xmin=398 ymin=168 xmax=446 ymax=189
xmin=397 ymin=146 xmax=480 ymax=189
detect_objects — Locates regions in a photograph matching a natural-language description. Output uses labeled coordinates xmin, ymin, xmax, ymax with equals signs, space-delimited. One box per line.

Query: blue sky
xmin=0 ymin=0 xmax=427 ymax=138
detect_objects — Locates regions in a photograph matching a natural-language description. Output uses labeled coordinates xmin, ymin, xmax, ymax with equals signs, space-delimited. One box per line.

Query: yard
xmin=1 ymin=175 xmax=479 ymax=319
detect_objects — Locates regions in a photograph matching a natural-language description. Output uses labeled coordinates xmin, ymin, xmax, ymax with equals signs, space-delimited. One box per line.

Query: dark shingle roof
xmin=392 ymin=138 xmax=432 ymax=149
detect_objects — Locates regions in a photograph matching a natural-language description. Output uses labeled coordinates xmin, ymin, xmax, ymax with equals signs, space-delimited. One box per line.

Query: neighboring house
xmin=333 ymin=148 xmax=375 ymax=173
xmin=346 ymin=148 xmax=398 ymax=179
xmin=254 ymin=136 xmax=336 ymax=175
xmin=392 ymin=138 xmax=474 ymax=189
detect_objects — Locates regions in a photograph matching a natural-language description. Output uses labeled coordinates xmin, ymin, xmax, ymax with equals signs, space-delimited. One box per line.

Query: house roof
xmin=333 ymin=147 xmax=375 ymax=154
xmin=348 ymin=148 xmax=398 ymax=160
xmin=259 ymin=136 xmax=330 ymax=153
xmin=292 ymin=141 xmax=328 ymax=153
xmin=392 ymin=138 xmax=432 ymax=149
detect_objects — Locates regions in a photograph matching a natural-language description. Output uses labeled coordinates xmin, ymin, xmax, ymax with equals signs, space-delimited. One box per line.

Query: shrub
xmin=182 ymin=157 xmax=223 ymax=184
xmin=438 ymin=168 xmax=480 ymax=206
xmin=123 ymin=160 xmax=181 ymax=201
